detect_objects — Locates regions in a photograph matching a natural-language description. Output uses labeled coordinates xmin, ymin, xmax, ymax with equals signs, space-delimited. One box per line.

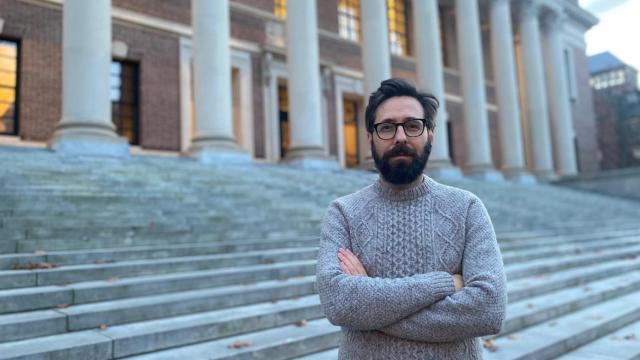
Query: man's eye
xmin=407 ymin=122 xmax=422 ymax=131
xmin=379 ymin=124 xmax=395 ymax=131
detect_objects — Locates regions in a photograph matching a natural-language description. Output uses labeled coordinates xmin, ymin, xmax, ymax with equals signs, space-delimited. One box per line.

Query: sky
xmin=579 ymin=0 xmax=640 ymax=70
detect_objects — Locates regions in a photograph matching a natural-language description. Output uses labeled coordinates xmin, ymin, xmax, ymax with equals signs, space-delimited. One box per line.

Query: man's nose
xmin=394 ymin=125 xmax=408 ymax=144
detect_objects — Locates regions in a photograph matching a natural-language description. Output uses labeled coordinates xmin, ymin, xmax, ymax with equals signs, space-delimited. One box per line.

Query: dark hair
xmin=364 ymin=78 xmax=439 ymax=133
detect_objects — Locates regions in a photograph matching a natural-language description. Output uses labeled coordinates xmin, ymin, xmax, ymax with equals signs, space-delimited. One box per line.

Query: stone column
xmin=543 ymin=11 xmax=578 ymax=176
xmin=50 ymin=0 xmax=129 ymax=157
xmin=518 ymin=0 xmax=556 ymax=179
xmin=489 ymin=0 xmax=535 ymax=183
xmin=189 ymin=0 xmax=248 ymax=164
xmin=360 ymin=0 xmax=391 ymax=96
xmin=455 ymin=0 xmax=502 ymax=180
xmin=283 ymin=0 xmax=337 ymax=169
xmin=413 ymin=0 xmax=462 ymax=179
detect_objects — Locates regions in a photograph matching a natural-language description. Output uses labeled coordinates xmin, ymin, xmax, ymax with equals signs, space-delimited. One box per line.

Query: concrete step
xmin=508 ymin=257 xmax=640 ymax=302
xmin=0 ymin=236 xmax=319 ymax=269
xmin=0 ymin=247 xmax=318 ymax=289
xmin=500 ymin=271 xmax=640 ymax=336
xmin=0 ymin=276 xmax=317 ymax=342
xmin=555 ymin=320 xmax=640 ymax=360
xmin=0 ymin=295 xmax=328 ymax=359
xmin=14 ymin=227 xmax=318 ymax=252
xmin=502 ymin=235 xmax=640 ymax=264
xmin=498 ymin=227 xmax=640 ymax=251
xmin=483 ymin=290 xmax=640 ymax=360
xmin=295 ymin=348 xmax=339 ymax=360
xmin=505 ymin=243 xmax=640 ymax=280
xmin=122 ymin=317 xmax=340 ymax=360
xmin=0 ymin=260 xmax=316 ymax=313
xmin=103 ymin=294 xmax=326 ymax=358
xmin=0 ymin=330 xmax=113 ymax=360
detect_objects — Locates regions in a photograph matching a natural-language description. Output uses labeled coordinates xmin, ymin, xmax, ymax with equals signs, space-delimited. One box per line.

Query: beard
xmin=372 ymin=140 xmax=431 ymax=185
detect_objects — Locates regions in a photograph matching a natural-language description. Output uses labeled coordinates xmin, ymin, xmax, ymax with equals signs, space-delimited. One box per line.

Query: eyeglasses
xmin=373 ymin=118 xmax=432 ymax=140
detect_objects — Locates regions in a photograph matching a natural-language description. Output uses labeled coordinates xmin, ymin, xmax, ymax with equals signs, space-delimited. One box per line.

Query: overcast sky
xmin=579 ymin=0 xmax=640 ymax=70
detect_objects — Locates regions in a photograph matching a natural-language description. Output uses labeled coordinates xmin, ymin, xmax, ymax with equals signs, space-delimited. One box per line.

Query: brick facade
xmin=0 ymin=0 xmax=599 ymax=174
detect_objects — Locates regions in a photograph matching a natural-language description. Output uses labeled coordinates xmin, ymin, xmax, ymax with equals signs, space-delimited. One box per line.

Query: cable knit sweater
xmin=316 ymin=175 xmax=507 ymax=359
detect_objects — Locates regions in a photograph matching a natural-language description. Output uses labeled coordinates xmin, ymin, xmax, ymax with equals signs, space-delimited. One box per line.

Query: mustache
xmin=384 ymin=144 xmax=417 ymax=158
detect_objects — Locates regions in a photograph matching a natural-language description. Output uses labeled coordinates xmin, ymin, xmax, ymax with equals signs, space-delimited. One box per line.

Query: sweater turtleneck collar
xmin=373 ymin=175 xmax=432 ymax=202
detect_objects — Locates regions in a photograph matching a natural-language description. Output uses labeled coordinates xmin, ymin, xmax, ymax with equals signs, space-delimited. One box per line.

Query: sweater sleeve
xmin=378 ymin=197 xmax=507 ymax=342
xmin=316 ymin=200 xmax=456 ymax=331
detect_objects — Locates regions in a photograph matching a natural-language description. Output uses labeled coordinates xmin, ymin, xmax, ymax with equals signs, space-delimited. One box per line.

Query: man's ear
xmin=367 ymin=132 xmax=372 ymax=144
xmin=428 ymin=129 xmax=435 ymax=144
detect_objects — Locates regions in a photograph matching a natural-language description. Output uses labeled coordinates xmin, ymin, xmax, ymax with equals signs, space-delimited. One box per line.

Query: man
xmin=316 ymin=78 xmax=507 ymax=359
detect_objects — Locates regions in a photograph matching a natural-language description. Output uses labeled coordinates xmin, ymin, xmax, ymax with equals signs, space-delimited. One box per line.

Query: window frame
xmin=0 ymin=36 xmax=20 ymax=136
xmin=111 ymin=59 xmax=141 ymax=145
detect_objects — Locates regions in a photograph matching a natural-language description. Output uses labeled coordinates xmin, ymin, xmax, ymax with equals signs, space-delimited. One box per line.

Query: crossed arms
xmin=315 ymin=199 xmax=507 ymax=342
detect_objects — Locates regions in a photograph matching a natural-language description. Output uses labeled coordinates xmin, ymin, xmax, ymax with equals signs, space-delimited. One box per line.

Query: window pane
xmin=0 ymin=41 xmax=17 ymax=58
xmin=0 ymin=72 xmax=16 ymax=87
xmin=338 ymin=0 xmax=361 ymax=42
xmin=275 ymin=0 xmax=287 ymax=18
xmin=387 ymin=0 xmax=408 ymax=56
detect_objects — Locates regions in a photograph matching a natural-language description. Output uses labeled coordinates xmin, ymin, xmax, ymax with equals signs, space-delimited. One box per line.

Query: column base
xmin=502 ymin=168 xmax=537 ymax=185
xmin=532 ymin=169 xmax=559 ymax=182
xmin=49 ymin=133 xmax=130 ymax=158
xmin=426 ymin=160 xmax=464 ymax=181
xmin=465 ymin=165 xmax=505 ymax=182
xmin=282 ymin=146 xmax=339 ymax=170
xmin=187 ymin=135 xmax=251 ymax=165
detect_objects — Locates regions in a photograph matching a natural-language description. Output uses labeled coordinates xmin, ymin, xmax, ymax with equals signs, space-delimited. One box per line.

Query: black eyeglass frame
xmin=372 ymin=118 xmax=434 ymax=140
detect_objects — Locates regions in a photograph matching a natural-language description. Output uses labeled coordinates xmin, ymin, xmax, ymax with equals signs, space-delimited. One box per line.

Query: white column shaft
xmin=286 ymin=0 xmax=324 ymax=151
xmin=490 ymin=0 xmax=527 ymax=173
xmin=192 ymin=0 xmax=234 ymax=142
xmin=543 ymin=13 xmax=578 ymax=175
xmin=61 ymin=0 xmax=112 ymax=130
xmin=455 ymin=0 xmax=493 ymax=170
xmin=360 ymin=0 xmax=391 ymax=96
xmin=413 ymin=0 xmax=452 ymax=165
xmin=519 ymin=1 xmax=555 ymax=177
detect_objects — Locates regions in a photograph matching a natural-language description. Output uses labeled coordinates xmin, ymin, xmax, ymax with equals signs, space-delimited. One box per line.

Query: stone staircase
xmin=0 ymin=146 xmax=640 ymax=359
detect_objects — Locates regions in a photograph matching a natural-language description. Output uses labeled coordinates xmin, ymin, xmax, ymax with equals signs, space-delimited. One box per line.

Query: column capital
xmin=518 ymin=0 xmax=541 ymax=20
xmin=541 ymin=10 xmax=567 ymax=32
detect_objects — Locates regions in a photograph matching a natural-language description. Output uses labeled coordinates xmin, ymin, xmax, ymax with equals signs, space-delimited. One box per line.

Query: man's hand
xmin=338 ymin=248 xmax=368 ymax=276
xmin=453 ymin=274 xmax=464 ymax=291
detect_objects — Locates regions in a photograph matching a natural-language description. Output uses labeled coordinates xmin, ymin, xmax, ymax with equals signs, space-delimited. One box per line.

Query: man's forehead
xmin=376 ymin=96 xmax=423 ymax=120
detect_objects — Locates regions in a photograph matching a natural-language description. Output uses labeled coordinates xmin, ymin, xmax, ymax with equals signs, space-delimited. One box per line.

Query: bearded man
xmin=316 ymin=78 xmax=507 ymax=359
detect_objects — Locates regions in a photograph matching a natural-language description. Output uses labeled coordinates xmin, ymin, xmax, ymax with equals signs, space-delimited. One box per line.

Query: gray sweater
xmin=316 ymin=176 xmax=507 ymax=359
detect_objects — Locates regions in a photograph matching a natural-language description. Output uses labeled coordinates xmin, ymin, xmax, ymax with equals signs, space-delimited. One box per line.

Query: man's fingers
xmin=339 ymin=250 xmax=361 ymax=274
xmin=346 ymin=249 xmax=368 ymax=275
xmin=338 ymin=253 xmax=356 ymax=275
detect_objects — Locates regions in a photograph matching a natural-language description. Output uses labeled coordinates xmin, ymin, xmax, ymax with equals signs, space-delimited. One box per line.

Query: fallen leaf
xmin=34 ymin=250 xmax=46 ymax=256
xmin=623 ymin=333 xmax=637 ymax=341
xmin=13 ymin=262 xmax=58 ymax=270
xmin=482 ymin=339 xmax=498 ymax=352
xmin=55 ymin=304 xmax=69 ymax=309
xmin=295 ymin=319 xmax=307 ymax=327
xmin=106 ymin=277 xmax=120 ymax=283
xmin=95 ymin=259 xmax=115 ymax=264
xmin=99 ymin=324 xmax=108 ymax=330
xmin=227 ymin=340 xmax=253 ymax=349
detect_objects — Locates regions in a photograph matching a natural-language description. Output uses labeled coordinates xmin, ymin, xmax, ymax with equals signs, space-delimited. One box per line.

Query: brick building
xmin=589 ymin=51 xmax=640 ymax=170
xmin=0 ymin=0 xmax=598 ymax=178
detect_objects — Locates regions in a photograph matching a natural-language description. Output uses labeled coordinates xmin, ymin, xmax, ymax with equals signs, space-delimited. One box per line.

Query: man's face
xmin=369 ymin=96 xmax=434 ymax=185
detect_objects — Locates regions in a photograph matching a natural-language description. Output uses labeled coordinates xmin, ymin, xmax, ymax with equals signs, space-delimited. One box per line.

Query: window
xmin=343 ymin=99 xmax=359 ymax=167
xmin=338 ymin=0 xmax=361 ymax=42
xmin=111 ymin=60 xmax=140 ymax=145
xmin=387 ymin=0 xmax=409 ymax=56
xmin=0 ymin=39 xmax=19 ymax=135
xmin=275 ymin=0 xmax=287 ymax=18
xmin=278 ymin=84 xmax=290 ymax=158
